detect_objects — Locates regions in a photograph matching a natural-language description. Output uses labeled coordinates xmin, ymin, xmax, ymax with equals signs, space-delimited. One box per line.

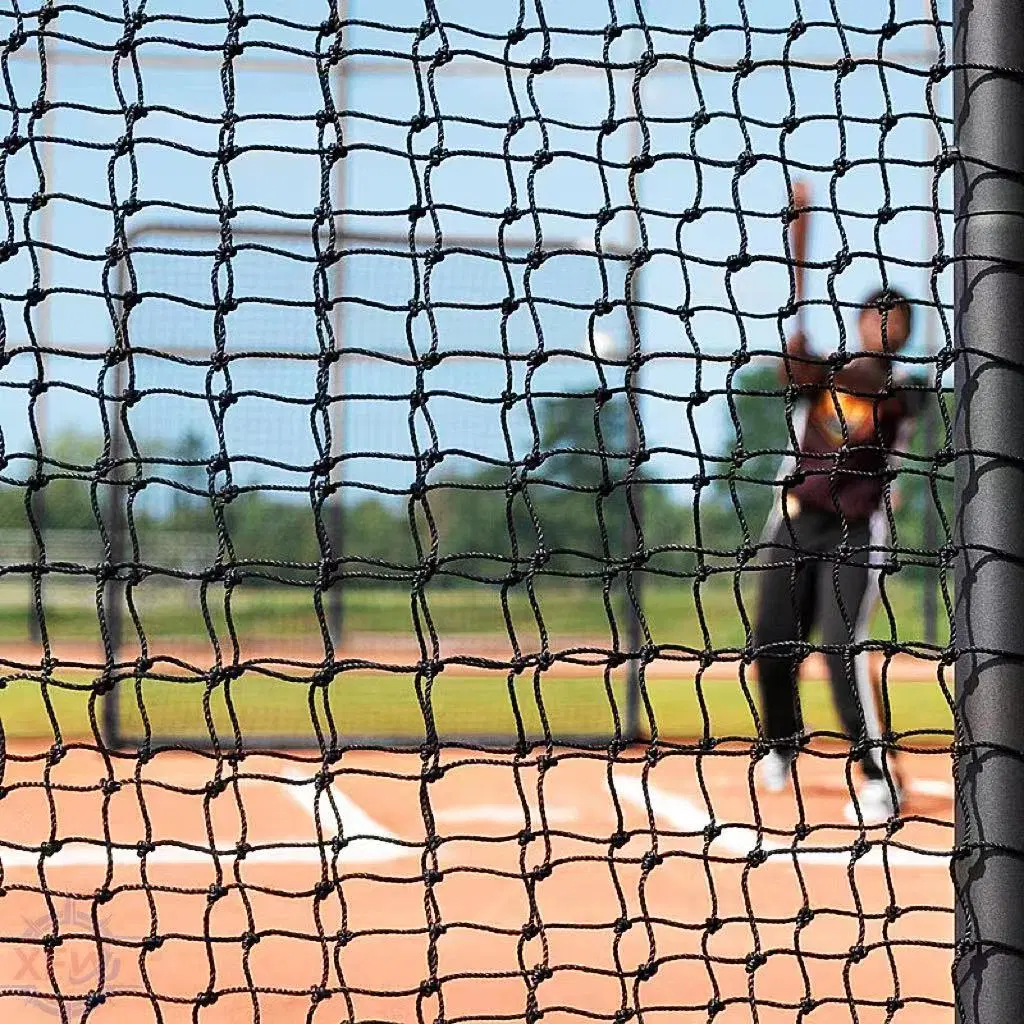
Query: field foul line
xmin=282 ymin=771 xmax=407 ymax=864
xmin=0 ymin=776 xmax=410 ymax=869
xmin=435 ymin=804 xmax=578 ymax=825
xmin=616 ymin=777 xmax=950 ymax=869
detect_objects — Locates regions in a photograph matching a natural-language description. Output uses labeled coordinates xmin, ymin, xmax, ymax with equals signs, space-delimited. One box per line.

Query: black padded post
xmin=954 ymin=1 xmax=1024 ymax=1019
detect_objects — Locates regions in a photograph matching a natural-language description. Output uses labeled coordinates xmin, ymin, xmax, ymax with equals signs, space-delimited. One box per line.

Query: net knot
xmin=692 ymin=23 xmax=710 ymax=43
xmin=507 ymin=25 xmax=527 ymax=44
xmin=83 ymin=987 xmax=106 ymax=1011
xmin=851 ymin=837 xmax=871 ymax=860
xmin=532 ymin=150 xmax=553 ymax=170
xmin=310 ymin=986 xmax=331 ymax=1004
xmin=796 ymin=906 xmax=814 ymax=927
xmin=196 ymin=990 xmax=218 ymax=1007
xmin=630 ymin=247 xmax=651 ymax=268
xmin=636 ymin=961 xmax=657 ymax=981
xmin=848 ymin=944 xmax=867 ymax=963
xmin=833 ymin=250 xmax=852 ymax=273
xmin=529 ymin=55 xmax=554 ymax=74
xmin=142 ymin=935 xmax=163 ymax=952
xmin=735 ymin=150 xmax=756 ymax=174
xmin=641 ymin=850 xmax=662 ymax=871
xmin=745 ymin=951 xmax=767 ymax=972
xmin=601 ymin=117 xmax=619 ymax=136
xmin=707 ymin=998 xmax=725 ymax=1017
xmin=630 ymin=152 xmax=654 ymax=174
xmin=835 ymin=56 xmax=857 ymax=78
xmin=40 ymin=839 xmax=63 ymax=858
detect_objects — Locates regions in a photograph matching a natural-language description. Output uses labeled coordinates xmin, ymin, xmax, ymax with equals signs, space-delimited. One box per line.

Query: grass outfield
xmin=0 ymin=575 xmax=950 ymax=650
xmin=0 ymin=576 xmax=952 ymax=743
xmin=0 ymin=668 xmax=954 ymax=744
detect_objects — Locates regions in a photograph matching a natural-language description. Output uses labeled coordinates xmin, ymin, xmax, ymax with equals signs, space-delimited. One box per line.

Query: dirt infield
xmin=0 ymin=740 xmax=953 ymax=1022
xmin=0 ymin=635 xmax=944 ymax=682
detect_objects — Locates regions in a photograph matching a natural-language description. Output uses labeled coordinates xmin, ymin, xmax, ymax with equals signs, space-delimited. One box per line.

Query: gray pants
xmin=753 ymin=508 xmax=885 ymax=779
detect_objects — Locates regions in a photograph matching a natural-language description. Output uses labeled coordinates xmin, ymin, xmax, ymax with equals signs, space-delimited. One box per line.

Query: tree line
xmin=0 ymin=368 xmax=949 ymax=586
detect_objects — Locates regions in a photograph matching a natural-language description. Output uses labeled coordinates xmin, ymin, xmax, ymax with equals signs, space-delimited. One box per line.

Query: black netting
xmin=0 ymin=3 xmax=958 ymax=1022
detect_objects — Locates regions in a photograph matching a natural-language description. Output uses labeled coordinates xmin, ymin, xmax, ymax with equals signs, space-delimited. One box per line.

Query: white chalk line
xmin=0 ymin=775 xmax=411 ymax=869
xmin=616 ymin=777 xmax=950 ymax=869
xmin=0 ymin=777 xmax=953 ymax=871
xmin=435 ymin=804 xmax=578 ymax=825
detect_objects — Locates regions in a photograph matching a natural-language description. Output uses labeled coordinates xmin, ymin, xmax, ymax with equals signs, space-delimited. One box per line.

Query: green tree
xmin=707 ymin=364 xmax=793 ymax=546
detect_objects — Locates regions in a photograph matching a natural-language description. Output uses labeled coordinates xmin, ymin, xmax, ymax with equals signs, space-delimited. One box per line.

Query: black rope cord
xmin=0 ymin=4 xmax=964 ymax=1022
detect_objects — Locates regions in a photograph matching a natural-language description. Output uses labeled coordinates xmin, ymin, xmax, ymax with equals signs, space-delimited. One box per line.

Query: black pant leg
xmin=754 ymin=515 xmax=817 ymax=751
xmin=815 ymin=519 xmax=886 ymax=780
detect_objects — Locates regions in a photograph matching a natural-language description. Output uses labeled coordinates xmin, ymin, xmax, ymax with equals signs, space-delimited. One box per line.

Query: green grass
xmin=3 ymin=575 xmax=951 ymax=652
xmin=0 ymin=576 xmax=953 ymax=744
xmin=1 ymin=668 xmax=954 ymax=745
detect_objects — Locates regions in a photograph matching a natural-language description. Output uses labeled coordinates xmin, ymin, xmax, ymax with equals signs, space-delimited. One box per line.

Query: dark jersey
xmin=781 ymin=336 xmax=926 ymax=522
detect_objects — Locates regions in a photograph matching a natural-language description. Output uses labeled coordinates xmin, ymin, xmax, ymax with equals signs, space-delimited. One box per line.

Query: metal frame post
xmin=953 ymin=1 xmax=1024 ymax=1018
xmin=327 ymin=4 xmax=348 ymax=649
xmin=919 ymin=0 xmax=942 ymax=648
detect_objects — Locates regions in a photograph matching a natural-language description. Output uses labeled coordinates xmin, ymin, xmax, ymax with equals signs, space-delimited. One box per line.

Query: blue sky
xmin=0 ymin=0 xmax=953 ymax=507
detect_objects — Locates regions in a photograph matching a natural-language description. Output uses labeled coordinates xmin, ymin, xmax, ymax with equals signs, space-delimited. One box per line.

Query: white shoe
xmin=844 ymin=779 xmax=902 ymax=824
xmin=756 ymin=751 xmax=793 ymax=793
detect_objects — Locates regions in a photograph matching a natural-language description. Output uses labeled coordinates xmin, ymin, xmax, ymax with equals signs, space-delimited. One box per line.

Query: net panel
xmin=0 ymin=3 xmax=956 ymax=1023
